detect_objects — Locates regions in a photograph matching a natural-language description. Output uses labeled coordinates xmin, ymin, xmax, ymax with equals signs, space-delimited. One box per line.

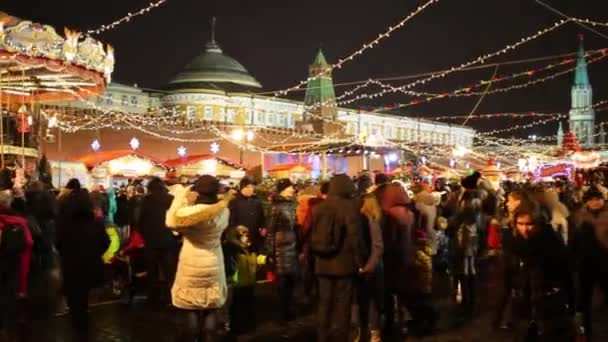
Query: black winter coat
xmin=312 ymin=175 xmax=364 ymax=277
xmin=56 ymin=189 xmax=109 ymax=292
xmin=138 ymin=192 xmax=176 ymax=250
xmin=265 ymin=196 xmax=298 ymax=275
xmin=228 ymin=194 xmax=265 ymax=252
xmin=498 ymin=224 xmax=574 ymax=320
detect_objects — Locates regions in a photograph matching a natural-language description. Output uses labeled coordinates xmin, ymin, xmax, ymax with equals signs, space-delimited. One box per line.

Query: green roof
xmin=304 ymin=49 xmax=336 ymax=107
xmin=169 ymin=41 xmax=262 ymax=91
xmin=574 ymin=37 xmax=590 ymax=87
xmin=312 ymin=49 xmax=329 ymax=66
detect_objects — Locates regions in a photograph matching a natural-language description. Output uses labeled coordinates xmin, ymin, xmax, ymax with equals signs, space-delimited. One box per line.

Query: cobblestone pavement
xmin=8 ymin=258 xmax=608 ymax=342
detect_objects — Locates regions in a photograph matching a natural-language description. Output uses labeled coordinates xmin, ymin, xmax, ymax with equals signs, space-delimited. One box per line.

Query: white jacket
xmin=165 ymin=185 xmax=232 ymax=310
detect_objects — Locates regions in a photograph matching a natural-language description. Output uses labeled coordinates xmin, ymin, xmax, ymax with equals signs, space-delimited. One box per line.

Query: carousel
xmin=0 ymin=12 xmax=113 ymax=185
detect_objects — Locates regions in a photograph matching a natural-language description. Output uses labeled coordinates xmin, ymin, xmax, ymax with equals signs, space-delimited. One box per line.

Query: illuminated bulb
xmin=210 ymin=142 xmax=220 ymax=154
xmin=48 ymin=116 xmax=57 ymax=128
xmin=177 ymin=145 xmax=187 ymax=157
xmin=91 ymin=139 xmax=101 ymax=151
xmin=129 ymin=137 xmax=140 ymax=150
xmin=27 ymin=115 xmax=33 ymax=126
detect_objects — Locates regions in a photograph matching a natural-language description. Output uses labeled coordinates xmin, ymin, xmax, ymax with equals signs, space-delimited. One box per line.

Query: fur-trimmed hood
xmin=166 ymin=185 xmax=234 ymax=229
xmin=533 ymin=190 xmax=570 ymax=243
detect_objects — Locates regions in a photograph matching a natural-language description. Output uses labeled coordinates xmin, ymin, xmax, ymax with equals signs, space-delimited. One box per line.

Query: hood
xmin=328 ymin=174 xmax=356 ymax=199
xmin=167 ymin=190 xmax=234 ymax=228
xmin=535 ymin=190 xmax=569 ymax=218
xmin=414 ymin=190 xmax=435 ymax=206
xmin=382 ymin=183 xmax=409 ymax=211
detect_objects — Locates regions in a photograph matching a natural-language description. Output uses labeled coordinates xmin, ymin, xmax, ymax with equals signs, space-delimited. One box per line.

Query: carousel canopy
xmin=0 ymin=12 xmax=113 ymax=102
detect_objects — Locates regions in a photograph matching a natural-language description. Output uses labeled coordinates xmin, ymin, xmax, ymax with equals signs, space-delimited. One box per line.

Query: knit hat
xmin=461 ymin=171 xmax=482 ymax=190
xmin=375 ymin=173 xmax=389 ymax=185
xmin=65 ymin=178 xmax=81 ymax=191
xmin=583 ymin=187 xmax=604 ymax=202
xmin=239 ymin=176 xmax=256 ymax=190
xmin=193 ymin=175 xmax=220 ymax=204
xmin=276 ymin=178 xmax=293 ymax=194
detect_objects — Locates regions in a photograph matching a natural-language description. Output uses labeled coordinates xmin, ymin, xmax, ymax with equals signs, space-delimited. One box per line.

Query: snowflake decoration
xmin=129 ymin=137 xmax=140 ymax=150
xmin=91 ymin=139 xmax=101 ymax=152
xmin=177 ymin=145 xmax=187 ymax=157
xmin=210 ymin=142 xmax=220 ymax=154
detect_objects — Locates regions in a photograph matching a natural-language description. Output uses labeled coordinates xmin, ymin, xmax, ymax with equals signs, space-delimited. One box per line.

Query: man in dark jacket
xmin=574 ymin=187 xmax=608 ymax=340
xmin=228 ymin=177 xmax=265 ymax=253
xmin=138 ymin=177 xmax=178 ymax=305
xmin=494 ymin=205 xmax=574 ymax=339
xmin=312 ymin=174 xmax=365 ymax=342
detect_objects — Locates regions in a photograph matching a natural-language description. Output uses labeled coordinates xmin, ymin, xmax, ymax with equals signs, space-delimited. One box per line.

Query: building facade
xmin=41 ymin=37 xmax=475 ymax=175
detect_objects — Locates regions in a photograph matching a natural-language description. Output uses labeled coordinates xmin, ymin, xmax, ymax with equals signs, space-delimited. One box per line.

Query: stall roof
xmin=76 ymin=150 xmax=168 ymax=169
xmin=267 ymin=162 xmax=313 ymax=172
xmin=164 ymin=154 xmax=246 ymax=170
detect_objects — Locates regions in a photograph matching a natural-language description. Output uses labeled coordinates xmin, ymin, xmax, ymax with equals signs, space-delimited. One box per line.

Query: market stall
xmin=77 ymin=150 xmax=167 ymax=188
xmin=50 ymin=160 xmax=89 ymax=188
xmin=164 ymin=154 xmax=246 ymax=183
xmin=266 ymin=162 xmax=312 ymax=182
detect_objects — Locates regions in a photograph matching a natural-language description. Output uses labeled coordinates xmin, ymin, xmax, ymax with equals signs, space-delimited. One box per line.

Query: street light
xmin=232 ymin=128 xmax=253 ymax=164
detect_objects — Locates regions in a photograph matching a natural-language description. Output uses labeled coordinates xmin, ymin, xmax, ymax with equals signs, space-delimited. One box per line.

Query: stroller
xmin=109 ymin=230 xmax=147 ymax=304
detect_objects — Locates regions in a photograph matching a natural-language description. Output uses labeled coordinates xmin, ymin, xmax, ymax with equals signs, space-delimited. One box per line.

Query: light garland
xmin=302 ymin=19 xmax=572 ymax=119
xmin=375 ymin=49 xmax=608 ymax=110
xmin=86 ymin=0 xmax=168 ymax=35
xmin=273 ymin=0 xmax=440 ymax=97
xmin=477 ymin=115 xmax=566 ymax=136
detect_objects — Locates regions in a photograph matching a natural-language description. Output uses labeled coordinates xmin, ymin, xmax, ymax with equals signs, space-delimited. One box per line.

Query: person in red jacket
xmin=0 ymin=190 xmax=33 ymax=339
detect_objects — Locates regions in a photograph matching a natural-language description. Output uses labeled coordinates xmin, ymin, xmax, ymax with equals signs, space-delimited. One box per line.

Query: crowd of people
xmin=0 ymin=167 xmax=607 ymax=341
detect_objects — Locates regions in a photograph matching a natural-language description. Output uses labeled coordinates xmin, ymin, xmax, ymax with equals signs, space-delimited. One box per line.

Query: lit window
xmin=204 ymin=107 xmax=213 ymax=120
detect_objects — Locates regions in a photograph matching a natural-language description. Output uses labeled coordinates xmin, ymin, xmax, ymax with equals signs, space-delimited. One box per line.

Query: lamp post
xmin=232 ymin=128 xmax=253 ymax=164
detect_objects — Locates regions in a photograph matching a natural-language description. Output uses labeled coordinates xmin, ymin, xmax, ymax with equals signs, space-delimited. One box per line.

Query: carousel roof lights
xmin=0 ymin=12 xmax=113 ymax=102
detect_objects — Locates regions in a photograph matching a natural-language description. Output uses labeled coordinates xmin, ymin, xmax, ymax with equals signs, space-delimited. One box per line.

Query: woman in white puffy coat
xmin=165 ymin=175 xmax=233 ymax=342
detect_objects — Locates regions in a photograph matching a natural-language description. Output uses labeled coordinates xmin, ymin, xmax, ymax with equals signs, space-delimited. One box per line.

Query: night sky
xmin=3 ymin=0 xmax=608 ymax=138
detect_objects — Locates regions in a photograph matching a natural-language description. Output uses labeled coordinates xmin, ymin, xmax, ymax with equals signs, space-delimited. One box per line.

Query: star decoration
xmin=177 ymin=145 xmax=187 ymax=157
xmin=129 ymin=137 xmax=140 ymax=150
xmin=91 ymin=139 xmax=101 ymax=152
xmin=210 ymin=142 xmax=220 ymax=154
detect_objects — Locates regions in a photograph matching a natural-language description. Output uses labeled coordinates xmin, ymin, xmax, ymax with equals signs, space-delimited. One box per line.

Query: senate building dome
xmin=168 ymin=39 xmax=262 ymax=93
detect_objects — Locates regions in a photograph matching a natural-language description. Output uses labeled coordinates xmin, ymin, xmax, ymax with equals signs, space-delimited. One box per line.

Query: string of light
xmin=368 ymin=19 xmax=572 ymax=112
xmin=273 ymin=0 xmax=441 ymax=97
xmin=86 ymin=0 xmax=168 ymax=35
xmin=302 ymin=19 xmax=572 ymax=118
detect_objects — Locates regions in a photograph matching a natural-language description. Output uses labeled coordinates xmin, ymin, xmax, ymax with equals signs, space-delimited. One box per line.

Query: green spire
xmin=312 ymin=49 xmax=328 ymax=66
xmin=304 ymin=48 xmax=336 ymax=108
xmin=574 ymin=34 xmax=590 ymax=86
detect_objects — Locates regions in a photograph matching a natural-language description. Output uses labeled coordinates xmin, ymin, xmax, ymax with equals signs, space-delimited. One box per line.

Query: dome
xmin=169 ymin=41 xmax=262 ymax=92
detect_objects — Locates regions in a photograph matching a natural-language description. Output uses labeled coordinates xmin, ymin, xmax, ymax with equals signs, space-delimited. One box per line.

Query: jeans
xmin=277 ymin=275 xmax=296 ymax=321
xmin=181 ymin=309 xmax=218 ymax=342
xmin=317 ymin=276 xmax=354 ymax=342
xmin=579 ymin=265 xmax=608 ymax=338
xmin=0 ymin=262 xmax=18 ymax=335
xmin=230 ymin=286 xmax=255 ymax=334
xmin=144 ymin=247 xmax=178 ymax=304
xmin=65 ymin=286 xmax=90 ymax=332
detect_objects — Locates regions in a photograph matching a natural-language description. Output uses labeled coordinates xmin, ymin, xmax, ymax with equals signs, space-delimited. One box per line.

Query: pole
xmin=321 ymin=151 xmax=328 ymax=180
xmin=0 ymin=72 xmax=3 ymax=169
xmin=58 ymin=124 xmax=62 ymax=187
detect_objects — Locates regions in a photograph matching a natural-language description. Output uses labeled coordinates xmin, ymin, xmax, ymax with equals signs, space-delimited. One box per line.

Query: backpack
xmin=310 ymin=210 xmax=345 ymax=257
xmin=0 ymin=219 xmax=27 ymax=257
